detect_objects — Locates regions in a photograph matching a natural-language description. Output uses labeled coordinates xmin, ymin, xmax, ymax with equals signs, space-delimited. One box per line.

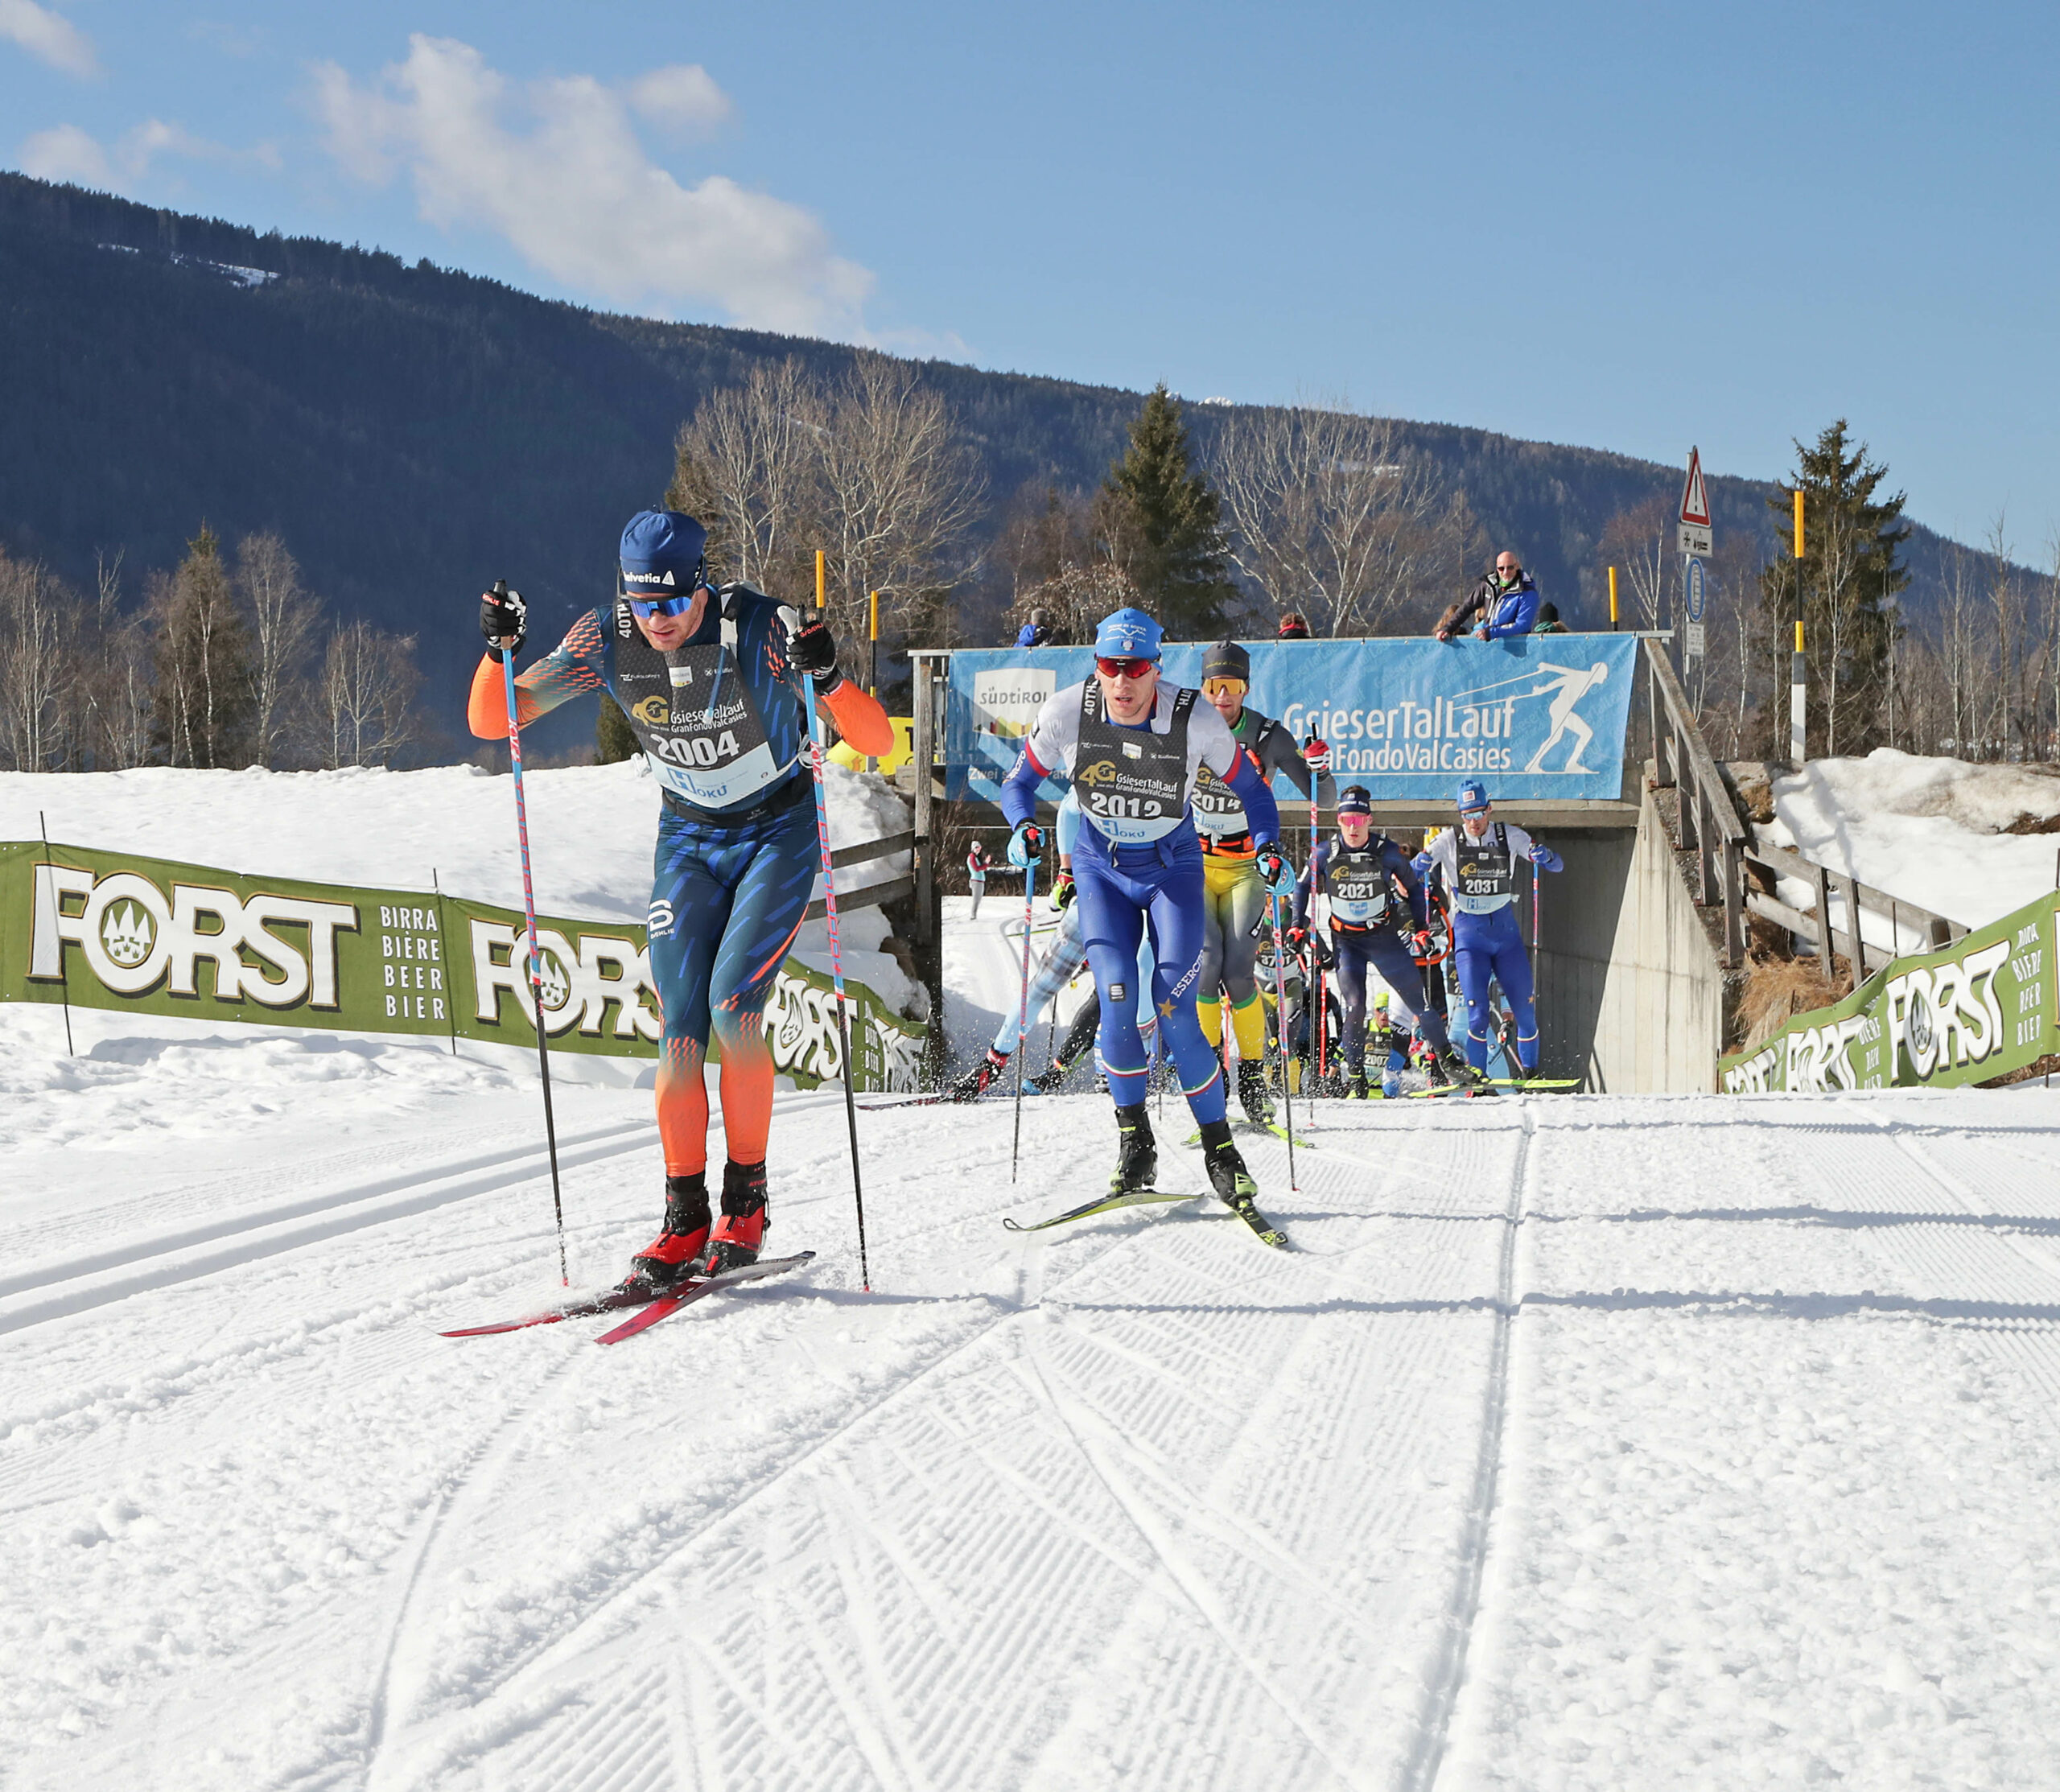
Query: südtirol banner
xmin=946 ymin=634 xmax=1639 ymax=805
xmin=1719 ymin=891 xmax=2056 ymax=1094
xmin=0 ymin=841 xmax=925 ymax=1093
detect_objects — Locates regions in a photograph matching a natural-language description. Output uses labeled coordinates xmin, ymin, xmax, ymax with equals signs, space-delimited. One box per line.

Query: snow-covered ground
xmin=1766 ymin=749 xmax=2060 ymax=946
xmin=7 ymin=776 xmax=2060 ymax=1790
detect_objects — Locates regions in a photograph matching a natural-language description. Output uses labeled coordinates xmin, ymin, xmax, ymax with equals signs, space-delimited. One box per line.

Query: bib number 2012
xmin=1089 ymin=793 xmax=1164 ymax=820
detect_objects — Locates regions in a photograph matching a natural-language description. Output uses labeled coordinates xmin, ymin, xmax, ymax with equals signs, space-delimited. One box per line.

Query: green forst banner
xmin=0 ymin=841 xmax=925 ymax=1094
xmin=1720 ymin=888 xmax=2057 ymax=1094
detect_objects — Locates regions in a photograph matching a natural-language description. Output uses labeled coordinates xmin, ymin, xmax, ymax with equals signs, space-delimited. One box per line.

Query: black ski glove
xmin=789 ymin=616 xmax=842 ymax=691
xmin=480 ymin=583 xmax=526 ymax=662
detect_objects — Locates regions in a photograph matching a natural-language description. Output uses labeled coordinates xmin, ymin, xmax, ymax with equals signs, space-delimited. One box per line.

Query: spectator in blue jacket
xmin=1015 ymin=608 xmax=1056 ymax=648
xmin=1435 ymin=551 xmax=1541 ymax=642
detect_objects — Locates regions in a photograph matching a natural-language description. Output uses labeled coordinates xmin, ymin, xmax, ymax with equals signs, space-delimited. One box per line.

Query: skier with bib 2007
xmin=468 ymin=510 xmax=892 ymax=1289
xmin=1191 ymin=639 xmax=1331 ymax=1128
xmin=1419 ymin=779 xmax=1563 ymax=1084
xmin=1001 ymin=608 xmax=1291 ymax=1238
xmin=1291 ymin=785 xmax=1478 ymax=1098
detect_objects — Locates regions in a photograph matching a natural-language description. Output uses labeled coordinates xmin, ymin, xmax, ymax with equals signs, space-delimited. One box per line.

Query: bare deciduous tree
xmin=322 ymin=621 xmax=421 ymax=768
xmin=0 ymin=550 xmax=71 ymax=770
xmin=1213 ymin=400 xmax=1446 ymax=636
xmin=675 ymin=357 xmax=828 ymax=596
xmin=1598 ymin=495 xmax=1675 ymax=632
xmin=237 ymin=532 xmax=323 ymax=768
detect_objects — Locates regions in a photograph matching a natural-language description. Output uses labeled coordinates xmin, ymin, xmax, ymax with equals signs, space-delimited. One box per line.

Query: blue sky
xmin=6 ymin=0 xmax=2056 ymax=557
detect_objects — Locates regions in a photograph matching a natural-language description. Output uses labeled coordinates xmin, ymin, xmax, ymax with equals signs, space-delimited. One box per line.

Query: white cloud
xmin=310 ymin=35 xmax=873 ymax=339
xmin=16 ymin=116 xmax=270 ymax=188
xmin=19 ymin=122 xmax=106 ymax=183
xmin=0 ymin=0 xmax=96 ymax=78
xmin=628 ymin=64 xmax=731 ymax=138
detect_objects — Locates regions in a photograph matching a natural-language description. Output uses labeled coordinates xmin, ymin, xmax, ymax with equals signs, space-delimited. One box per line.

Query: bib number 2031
xmin=1089 ymin=793 xmax=1164 ymax=820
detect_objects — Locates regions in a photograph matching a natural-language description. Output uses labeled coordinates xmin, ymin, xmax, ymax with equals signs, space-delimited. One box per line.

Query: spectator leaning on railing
xmin=1434 ymin=551 xmax=1540 ymax=643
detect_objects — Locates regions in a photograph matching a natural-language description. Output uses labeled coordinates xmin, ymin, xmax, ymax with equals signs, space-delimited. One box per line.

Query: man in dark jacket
xmin=1435 ymin=551 xmax=1541 ymax=642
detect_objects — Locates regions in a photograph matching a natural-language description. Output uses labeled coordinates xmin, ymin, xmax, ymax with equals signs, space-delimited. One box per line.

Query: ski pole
xmin=1531 ymin=849 xmax=1542 ymax=1070
xmin=1308 ymin=788 xmax=1328 ymax=1096
xmin=802 ymin=664 xmax=871 ymax=1293
xmin=1269 ymin=888 xmax=1298 ymax=1193
xmin=492 ymin=580 xmax=567 ymax=1285
xmin=1010 ymin=851 xmax=1038 ymax=1184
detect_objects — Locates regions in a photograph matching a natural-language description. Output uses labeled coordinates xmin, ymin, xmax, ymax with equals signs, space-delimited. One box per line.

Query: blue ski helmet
xmin=1456 ymin=777 xmax=1491 ymax=814
xmin=1094 ymin=607 xmax=1164 ymax=661
xmin=619 ymin=509 xmax=708 ymax=598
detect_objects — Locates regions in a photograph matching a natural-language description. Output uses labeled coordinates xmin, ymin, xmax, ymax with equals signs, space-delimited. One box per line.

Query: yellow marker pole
xmin=815 ymin=548 xmax=826 ymax=616
xmin=868 ymin=589 xmax=880 ymax=696
xmin=1608 ymin=566 xmax=1619 ymax=631
xmin=1790 ymin=490 xmax=1807 ymax=763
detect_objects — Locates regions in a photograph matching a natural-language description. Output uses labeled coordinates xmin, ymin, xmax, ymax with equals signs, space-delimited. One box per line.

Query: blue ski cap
xmin=1337 ymin=785 xmax=1373 ymax=816
xmin=1094 ymin=607 xmax=1163 ymax=661
xmin=1456 ymin=777 xmax=1492 ymax=814
xmin=619 ymin=509 xmax=708 ymax=596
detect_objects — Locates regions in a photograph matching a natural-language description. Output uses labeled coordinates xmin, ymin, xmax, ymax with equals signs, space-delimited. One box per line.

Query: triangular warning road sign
xmin=1679 ymin=447 xmax=1712 ymax=527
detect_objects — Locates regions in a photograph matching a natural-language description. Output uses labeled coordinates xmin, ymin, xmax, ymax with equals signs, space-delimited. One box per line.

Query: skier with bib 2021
xmin=469 ymin=510 xmax=892 ymax=1289
xmin=1290 ymin=785 xmax=1478 ymax=1098
xmin=1418 ymin=779 xmax=1562 ymax=1083
xmin=1190 ymin=638 xmax=1331 ymax=1129
xmin=1001 ymin=608 xmax=1291 ymax=1238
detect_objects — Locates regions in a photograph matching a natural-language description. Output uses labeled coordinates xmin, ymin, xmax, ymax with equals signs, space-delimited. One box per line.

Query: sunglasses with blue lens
xmin=628 ymin=592 xmax=696 ymax=620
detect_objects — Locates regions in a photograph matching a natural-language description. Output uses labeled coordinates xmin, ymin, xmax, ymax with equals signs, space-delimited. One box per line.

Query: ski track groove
xmin=1397 ymin=1104 xmax=1535 ymax=1792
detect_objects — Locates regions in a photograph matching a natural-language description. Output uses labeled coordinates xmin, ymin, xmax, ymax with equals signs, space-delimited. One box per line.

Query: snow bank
xmin=1768 ymin=749 xmax=2060 ymax=932
xmin=0 ymin=760 xmax=923 ymax=1015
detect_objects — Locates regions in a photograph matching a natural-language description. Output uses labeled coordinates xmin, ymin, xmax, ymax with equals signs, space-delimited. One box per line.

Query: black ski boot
xmin=694 ymin=1160 xmax=768 ymax=1275
xmin=629 ymin=1172 xmax=712 ymax=1290
xmin=1345 ymin=1069 xmax=1370 ymax=1101
xmin=950 ymin=1047 xmax=1009 ymax=1102
xmin=1197 ymin=1118 xmax=1287 ymax=1246
xmin=1441 ymin=1051 xmax=1495 ymax=1094
xmin=1028 ymin=1055 xmax=1076 ymax=1095
xmin=1110 ymin=1102 xmax=1158 ymax=1193
xmin=1236 ymin=1057 xmax=1275 ymax=1128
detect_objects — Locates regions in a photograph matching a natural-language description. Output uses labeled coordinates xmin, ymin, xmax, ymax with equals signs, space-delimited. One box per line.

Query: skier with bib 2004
xmin=1291 ymin=785 xmax=1479 ymax=1098
xmin=468 ymin=510 xmax=893 ymax=1289
xmin=1418 ymin=779 xmax=1562 ymax=1083
xmin=1191 ymin=639 xmax=1332 ymax=1127
xmin=1002 ymin=608 xmax=1290 ymax=1235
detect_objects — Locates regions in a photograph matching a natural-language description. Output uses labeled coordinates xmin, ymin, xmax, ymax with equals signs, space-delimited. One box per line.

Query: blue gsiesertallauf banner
xmin=946 ymin=634 xmax=1639 ymax=805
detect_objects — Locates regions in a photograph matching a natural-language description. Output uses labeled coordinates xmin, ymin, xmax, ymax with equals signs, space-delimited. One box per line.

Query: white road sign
xmin=1678 ymin=521 xmax=1712 ymax=558
xmin=1685 ymin=556 xmax=1708 ymax=623
xmin=1686 ymin=622 xmax=1707 ymax=659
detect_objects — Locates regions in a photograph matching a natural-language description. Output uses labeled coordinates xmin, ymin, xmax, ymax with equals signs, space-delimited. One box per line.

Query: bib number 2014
xmin=1089 ymin=793 xmax=1164 ymax=820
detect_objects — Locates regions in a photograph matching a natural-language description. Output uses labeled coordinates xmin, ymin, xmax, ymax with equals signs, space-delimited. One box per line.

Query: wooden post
xmin=1723 ymin=838 xmax=1744 ymax=968
xmin=1836 ymin=871 xmax=1865 ymax=974
xmin=1814 ymin=861 xmax=1836 ymax=974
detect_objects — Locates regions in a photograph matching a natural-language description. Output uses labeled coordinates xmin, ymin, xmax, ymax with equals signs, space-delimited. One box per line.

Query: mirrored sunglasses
xmin=1096 ymin=655 xmax=1157 ymax=679
xmin=1201 ymin=677 xmax=1248 ymax=699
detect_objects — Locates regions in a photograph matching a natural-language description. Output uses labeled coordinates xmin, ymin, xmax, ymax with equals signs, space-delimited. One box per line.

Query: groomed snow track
xmin=6 ymin=958 xmax=2060 ymax=1790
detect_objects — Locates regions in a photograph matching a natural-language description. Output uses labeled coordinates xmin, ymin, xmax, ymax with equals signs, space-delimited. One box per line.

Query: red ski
xmin=440 ymin=1252 xmax=815 ymax=1341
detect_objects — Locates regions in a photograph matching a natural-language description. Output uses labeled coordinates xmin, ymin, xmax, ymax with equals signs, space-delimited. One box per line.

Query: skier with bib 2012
xmin=468 ymin=510 xmax=892 ymax=1288
xmin=1002 ymin=608 xmax=1291 ymax=1239
xmin=1290 ymin=785 xmax=1478 ymax=1098
xmin=1419 ymin=779 xmax=1563 ymax=1084
xmin=1190 ymin=639 xmax=1331 ymax=1127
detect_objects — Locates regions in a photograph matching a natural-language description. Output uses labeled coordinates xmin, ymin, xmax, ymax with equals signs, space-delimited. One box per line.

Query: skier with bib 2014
xmin=1002 ymin=608 xmax=1292 ymax=1241
xmin=1419 ymin=779 xmax=1563 ymax=1084
xmin=1190 ymin=639 xmax=1331 ymax=1127
xmin=1290 ymin=785 xmax=1479 ymax=1098
xmin=468 ymin=510 xmax=892 ymax=1289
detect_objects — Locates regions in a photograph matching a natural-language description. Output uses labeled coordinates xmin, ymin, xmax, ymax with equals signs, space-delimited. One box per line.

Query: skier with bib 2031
xmin=1418 ymin=779 xmax=1562 ymax=1083
xmin=468 ymin=511 xmax=892 ymax=1288
xmin=1290 ymin=785 xmax=1477 ymax=1098
xmin=1001 ymin=608 xmax=1288 ymax=1225
xmin=1191 ymin=639 xmax=1332 ymax=1127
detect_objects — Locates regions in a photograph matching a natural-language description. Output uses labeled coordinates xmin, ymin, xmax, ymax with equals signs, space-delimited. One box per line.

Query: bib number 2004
xmin=679 ymin=728 xmax=740 ymax=768
xmin=1088 ymin=793 xmax=1164 ymax=820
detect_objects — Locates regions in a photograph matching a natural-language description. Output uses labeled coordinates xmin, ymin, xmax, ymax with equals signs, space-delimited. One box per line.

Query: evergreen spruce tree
xmin=1099 ymin=385 xmax=1237 ymax=638
xmin=150 ymin=524 xmax=257 ymax=768
xmin=1757 ymin=421 xmax=1910 ymax=760
xmin=596 ymin=694 xmax=639 ymax=764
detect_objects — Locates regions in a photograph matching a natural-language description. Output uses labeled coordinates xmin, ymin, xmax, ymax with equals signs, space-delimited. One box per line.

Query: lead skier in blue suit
xmin=1001 ymin=608 xmax=1288 ymax=1213
xmin=1419 ymin=778 xmax=1563 ymax=1081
